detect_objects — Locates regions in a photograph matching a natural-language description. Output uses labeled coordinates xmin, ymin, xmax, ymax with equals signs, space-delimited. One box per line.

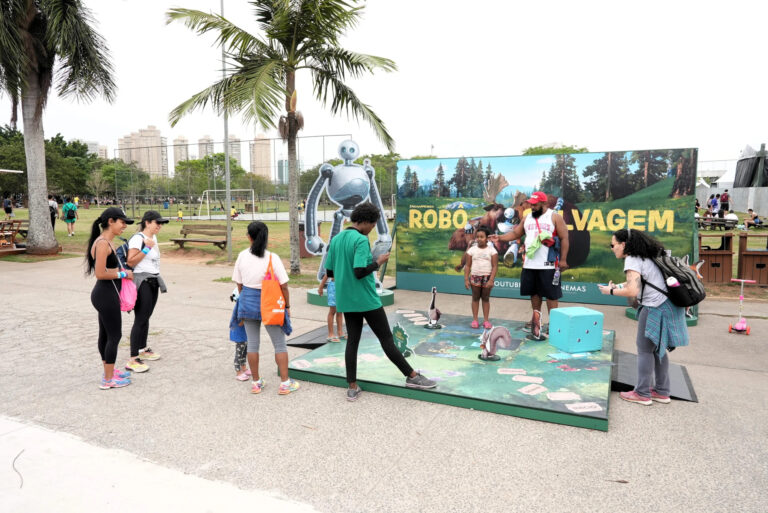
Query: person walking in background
xmin=48 ymin=194 xmax=60 ymax=229
xmin=324 ymin=202 xmax=437 ymax=402
xmin=62 ymin=196 xmax=78 ymax=236
xmin=3 ymin=193 xmax=13 ymax=219
xmin=318 ymin=272 xmax=345 ymax=342
xmin=124 ymin=211 xmax=169 ymax=373
xmin=85 ymin=207 xmax=135 ymax=389
xmin=232 ymin=221 xmax=298 ymax=395
xmin=598 ymin=228 xmax=689 ymax=405
xmin=719 ymin=189 xmax=730 ymax=213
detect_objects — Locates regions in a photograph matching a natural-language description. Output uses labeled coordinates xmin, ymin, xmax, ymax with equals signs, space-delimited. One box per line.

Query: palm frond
xmin=166 ymin=8 xmax=280 ymax=60
xmin=0 ymin=0 xmax=30 ymax=115
xmin=169 ymin=57 xmax=286 ymax=130
xmin=302 ymin=47 xmax=396 ymax=81
xmin=310 ymin=67 xmax=394 ymax=151
xmin=44 ymin=0 xmax=115 ymax=102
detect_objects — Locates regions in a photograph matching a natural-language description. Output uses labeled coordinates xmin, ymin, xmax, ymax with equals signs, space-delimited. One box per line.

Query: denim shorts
xmin=327 ymin=280 xmax=337 ymax=307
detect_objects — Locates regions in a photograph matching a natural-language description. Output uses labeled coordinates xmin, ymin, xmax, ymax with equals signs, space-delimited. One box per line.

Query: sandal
xmin=326 ymin=337 xmax=341 ymax=343
xmin=471 ymin=320 xmax=479 ymax=329
xmin=483 ymin=320 xmax=492 ymax=329
xmin=339 ymin=334 xmax=347 ymax=341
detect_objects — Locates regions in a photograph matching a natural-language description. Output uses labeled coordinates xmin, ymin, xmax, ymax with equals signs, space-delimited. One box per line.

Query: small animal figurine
xmin=425 ymin=286 xmax=442 ymax=329
xmin=479 ymin=325 xmax=517 ymax=361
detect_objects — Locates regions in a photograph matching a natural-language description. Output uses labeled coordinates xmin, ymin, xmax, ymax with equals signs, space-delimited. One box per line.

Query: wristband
xmin=118 ymin=271 xmax=126 ymax=279
xmin=141 ymin=247 xmax=151 ymax=255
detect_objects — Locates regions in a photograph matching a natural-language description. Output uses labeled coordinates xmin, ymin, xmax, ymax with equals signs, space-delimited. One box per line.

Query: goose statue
xmin=425 ymin=286 xmax=443 ymax=329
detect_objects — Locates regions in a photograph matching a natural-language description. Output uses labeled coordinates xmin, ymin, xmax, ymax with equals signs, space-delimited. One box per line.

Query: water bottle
xmin=552 ymin=268 xmax=561 ymax=286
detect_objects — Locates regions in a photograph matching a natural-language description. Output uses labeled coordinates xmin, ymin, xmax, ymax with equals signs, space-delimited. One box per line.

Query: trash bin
xmin=737 ymin=232 xmax=768 ymax=284
xmin=698 ymin=233 xmax=733 ymax=283
xmin=299 ymin=222 xmax=322 ymax=258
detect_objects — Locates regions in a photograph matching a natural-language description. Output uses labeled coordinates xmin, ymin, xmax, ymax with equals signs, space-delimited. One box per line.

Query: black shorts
xmin=520 ymin=267 xmax=562 ymax=300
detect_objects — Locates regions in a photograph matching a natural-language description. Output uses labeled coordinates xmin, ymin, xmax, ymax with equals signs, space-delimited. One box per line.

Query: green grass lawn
xmin=3 ymin=207 xmax=396 ymax=288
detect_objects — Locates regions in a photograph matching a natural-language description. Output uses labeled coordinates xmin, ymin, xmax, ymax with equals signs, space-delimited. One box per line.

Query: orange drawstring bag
xmin=261 ymin=254 xmax=285 ymax=325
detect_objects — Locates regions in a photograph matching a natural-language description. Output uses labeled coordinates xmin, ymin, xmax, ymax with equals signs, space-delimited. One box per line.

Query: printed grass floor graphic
xmin=289 ymin=312 xmax=616 ymax=431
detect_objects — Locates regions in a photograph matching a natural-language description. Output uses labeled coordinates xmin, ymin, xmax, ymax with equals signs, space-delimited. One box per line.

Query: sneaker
xmin=113 ymin=368 xmax=131 ymax=379
xmin=245 ymin=369 xmax=252 ymax=376
xmin=125 ymin=358 xmax=149 ymax=373
xmin=140 ymin=348 xmax=161 ymax=361
xmin=99 ymin=377 xmax=130 ymax=390
xmin=650 ymin=389 xmax=671 ymax=404
xmin=405 ymin=373 xmax=437 ymax=389
xmin=236 ymin=372 xmax=249 ymax=382
xmin=619 ymin=390 xmax=652 ymax=405
xmin=250 ymin=378 xmax=265 ymax=394
xmin=346 ymin=386 xmax=362 ymax=402
xmin=278 ymin=379 xmax=300 ymax=395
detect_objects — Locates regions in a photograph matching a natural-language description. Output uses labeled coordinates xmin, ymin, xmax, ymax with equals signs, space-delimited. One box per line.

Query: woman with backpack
xmin=62 ymin=196 xmax=79 ymax=236
xmin=86 ymin=207 xmax=135 ymax=389
xmin=598 ymin=228 xmax=690 ymax=405
xmin=124 ymin=210 xmax=169 ymax=373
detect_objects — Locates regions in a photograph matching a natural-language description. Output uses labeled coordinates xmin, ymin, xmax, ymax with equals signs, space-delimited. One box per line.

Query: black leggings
xmin=130 ymin=279 xmax=159 ymax=357
xmin=343 ymin=307 xmax=413 ymax=383
xmin=91 ymin=280 xmax=122 ymax=365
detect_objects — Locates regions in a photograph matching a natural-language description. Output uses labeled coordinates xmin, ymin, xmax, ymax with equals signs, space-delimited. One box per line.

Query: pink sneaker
xmin=651 ymin=389 xmax=671 ymax=403
xmin=236 ymin=372 xmax=249 ymax=382
xmin=619 ymin=390 xmax=652 ymax=405
xmin=99 ymin=377 xmax=130 ymax=390
xmin=250 ymin=378 xmax=265 ymax=394
xmin=245 ymin=369 xmax=252 ymax=376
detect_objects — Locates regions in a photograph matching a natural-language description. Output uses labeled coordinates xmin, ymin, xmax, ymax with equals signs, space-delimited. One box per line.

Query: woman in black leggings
xmin=86 ymin=207 xmax=135 ymax=389
xmin=324 ymin=202 xmax=437 ymax=402
xmin=125 ymin=210 xmax=169 ymax=372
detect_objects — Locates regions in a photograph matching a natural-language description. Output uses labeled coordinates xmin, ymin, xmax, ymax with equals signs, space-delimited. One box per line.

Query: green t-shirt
xmin=324 ymin=228 xmax=381 ymax=313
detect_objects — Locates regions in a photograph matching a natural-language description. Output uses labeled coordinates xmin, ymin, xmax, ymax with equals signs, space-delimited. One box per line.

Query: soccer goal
xmin=198 ymin=189 xmax=256 ymax=219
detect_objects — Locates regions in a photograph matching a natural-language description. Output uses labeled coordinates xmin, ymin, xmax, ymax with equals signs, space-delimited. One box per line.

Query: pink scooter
xmin=729 ymin=278 xmax=756 ymax=335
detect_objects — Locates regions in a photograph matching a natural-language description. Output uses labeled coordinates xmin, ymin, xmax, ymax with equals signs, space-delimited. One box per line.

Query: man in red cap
xmin=491 ymin=191 xmax=569 ymax=339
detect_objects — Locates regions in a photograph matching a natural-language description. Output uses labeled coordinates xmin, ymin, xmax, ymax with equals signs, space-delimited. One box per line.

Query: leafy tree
xmin=449 ymin=157 xmax=471 ymax=197
xmin=522 ymin=144 xmax=588 ymax=155
xmin=629 ymin=150 xmax=669 ymax=189
xmin=0 ymin=0 xmax=115 ymax=254
xmin=539 ymin=154 xmax=584 ymax=202
xmin=0 ymin=126 xmax=26 ymax=193
xmin=669 ymin=148 xmax=697 ymax=197
xmin=167 ymin=0 xmax=395 ymax=272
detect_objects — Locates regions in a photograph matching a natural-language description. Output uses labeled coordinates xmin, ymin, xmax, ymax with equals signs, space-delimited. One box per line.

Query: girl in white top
xmin=464 ymin=226 xmax=498 ymax=329
xmin=231 ymin=221 xmax=298 ymax=395
xmin=125 ymin=210 xmax=169 ymax=372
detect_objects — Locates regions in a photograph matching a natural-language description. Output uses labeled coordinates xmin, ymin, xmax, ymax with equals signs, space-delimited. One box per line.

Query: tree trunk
xmin=21 ymin=71 xmax=58 ymax=255
xmin=286 ymin=72 xmax=300 ymax=274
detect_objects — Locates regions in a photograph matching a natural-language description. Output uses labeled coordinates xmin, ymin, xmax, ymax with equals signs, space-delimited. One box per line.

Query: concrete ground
xmin=1 ymin=256 xmax=766 ymax=513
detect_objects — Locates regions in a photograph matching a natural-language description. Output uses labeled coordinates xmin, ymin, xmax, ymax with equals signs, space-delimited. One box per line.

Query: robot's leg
xmin=316 ymin=209 xmax=346 ymax=281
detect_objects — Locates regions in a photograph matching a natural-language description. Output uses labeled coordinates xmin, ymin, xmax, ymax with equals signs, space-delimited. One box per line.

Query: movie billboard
xmin=395 ymin=149 xmax=698 ymax=305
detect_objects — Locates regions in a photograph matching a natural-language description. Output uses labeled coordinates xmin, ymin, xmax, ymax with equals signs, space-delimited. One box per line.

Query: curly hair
xmin=476 ymin=225 xmax=491 ymax=237
xmin=613 ymin=228 xmax=664 ymax=259
xmin=350 ymin=202 xmax=380 ymax=224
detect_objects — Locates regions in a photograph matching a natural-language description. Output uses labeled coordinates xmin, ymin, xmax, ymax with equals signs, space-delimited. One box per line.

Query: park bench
xmin=17 ymin=219 xmax=29 ymax=238
xmin=171 ymin=224 xmax=231 ymax=250
xmin=0 ymin=220 xmax=22 ymax=248
xmin=698 ymin=218 xmax=737 ymax=231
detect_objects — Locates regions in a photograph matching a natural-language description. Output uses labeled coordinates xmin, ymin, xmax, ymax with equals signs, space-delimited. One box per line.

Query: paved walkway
xmin=0 ymin=257 xmax=766 ymax=513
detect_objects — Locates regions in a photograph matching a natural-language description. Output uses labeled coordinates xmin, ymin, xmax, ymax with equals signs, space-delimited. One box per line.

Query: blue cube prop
xmin=549 ymin=307 xmax=604 ymax=353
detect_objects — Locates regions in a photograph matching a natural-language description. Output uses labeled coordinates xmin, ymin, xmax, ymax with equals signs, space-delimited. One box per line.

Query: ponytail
xmin=247 ymin=221 xmax=268 ymax=257
xmin=85 ymin=217 xmax=107 ymax=275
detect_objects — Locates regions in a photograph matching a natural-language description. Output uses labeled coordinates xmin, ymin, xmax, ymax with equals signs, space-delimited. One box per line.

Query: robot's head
xmin=338 ymin=140 xmax=360 ymax=162
xmin=504 ymin=207 xmax=515 ymax=221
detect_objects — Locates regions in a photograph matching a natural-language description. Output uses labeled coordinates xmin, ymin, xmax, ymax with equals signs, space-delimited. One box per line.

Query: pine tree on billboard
xmin=434 ymin=163 xmax=449 ymax=197
xmin=629 ymin=150 xmax=669 ymax=189
xmin=449 ymin=157 xmax=471 ymax=197
xmin=669 ymin=148 xmax=697 ymax=197
xmin=400 ymin=165 xmax=413 ymax=197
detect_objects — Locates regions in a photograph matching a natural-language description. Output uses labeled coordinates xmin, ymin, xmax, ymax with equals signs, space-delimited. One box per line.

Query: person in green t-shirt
xmin=62 ymin=196 xmax=79 ymax=236
xmin=324 ymin=202 xmax=437 ymax=402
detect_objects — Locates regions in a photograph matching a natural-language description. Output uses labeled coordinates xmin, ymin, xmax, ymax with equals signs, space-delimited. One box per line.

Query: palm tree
xmin=0 ymin=0 xmax=115 ymax=254
xmin=167 ymin=0 xmax=396 ymax=273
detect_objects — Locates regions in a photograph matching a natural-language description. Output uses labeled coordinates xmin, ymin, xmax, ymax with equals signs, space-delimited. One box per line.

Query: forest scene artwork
xmin=395 ymin=148 xmax=698 ymax=305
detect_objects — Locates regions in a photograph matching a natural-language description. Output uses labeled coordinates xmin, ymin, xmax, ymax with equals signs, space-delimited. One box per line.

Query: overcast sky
xmin=24 ymin=0 xmax=768 ymax=169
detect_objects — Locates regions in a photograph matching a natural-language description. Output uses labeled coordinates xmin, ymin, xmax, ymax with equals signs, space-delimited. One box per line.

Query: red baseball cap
xmin=527 ymin=191 xmax=548 ymax=204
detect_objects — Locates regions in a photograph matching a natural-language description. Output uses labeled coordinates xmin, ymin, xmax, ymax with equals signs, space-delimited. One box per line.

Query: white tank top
xmin=523 ymin=208 xmax=556 ymax=269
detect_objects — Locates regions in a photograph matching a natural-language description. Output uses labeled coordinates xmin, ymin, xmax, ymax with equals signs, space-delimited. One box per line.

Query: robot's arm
xmin=364 ymin=159 xmax=390 ymax=242
xmin=304 ymin=164 xmax=333 ymax=254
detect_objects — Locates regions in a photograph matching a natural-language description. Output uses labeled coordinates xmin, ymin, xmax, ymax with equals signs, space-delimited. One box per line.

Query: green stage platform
xmin=306 ymin=288 xmax=394 ymax=307
xmin=289 ymin=311 xmax=615 ymax=431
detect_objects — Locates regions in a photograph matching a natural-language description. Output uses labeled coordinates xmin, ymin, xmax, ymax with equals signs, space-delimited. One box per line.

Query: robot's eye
xmin=350 ymin=148 xmax=355 ymax=153
xmin=341 ymin=146 xmax=346 ymax=152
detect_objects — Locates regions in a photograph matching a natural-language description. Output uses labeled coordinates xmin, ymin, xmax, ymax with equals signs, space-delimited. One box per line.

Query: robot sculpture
xmin=304 ymin=140 xmax=392 ymax=286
